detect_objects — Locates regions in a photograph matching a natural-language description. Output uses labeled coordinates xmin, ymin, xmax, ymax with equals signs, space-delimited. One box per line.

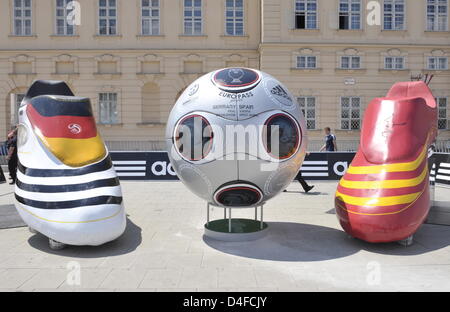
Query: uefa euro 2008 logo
xmin=228 ymin=68 xmax=245 ymax=84
xmin=68 ymin=123 xmax=82 ymax=135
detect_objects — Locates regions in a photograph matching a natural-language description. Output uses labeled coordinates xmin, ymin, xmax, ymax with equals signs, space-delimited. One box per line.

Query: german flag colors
xmin=26 ymin=95 xmax=106 ymax=167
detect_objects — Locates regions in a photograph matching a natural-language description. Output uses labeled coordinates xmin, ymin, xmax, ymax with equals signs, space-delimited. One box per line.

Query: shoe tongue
xmin=387 ymin=81 xmax=436 ymax=109
xmin=360 ymin=97 xmax=426 ymax=164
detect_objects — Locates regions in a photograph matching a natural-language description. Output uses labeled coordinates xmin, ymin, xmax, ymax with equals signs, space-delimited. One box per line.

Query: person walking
xmin=283 ymin=152 xmax=314 ymax=193
xmin=320 ymin=127 xmax=337 ymax=152
xmin=6 ymin=127 xmax=18 ymax=185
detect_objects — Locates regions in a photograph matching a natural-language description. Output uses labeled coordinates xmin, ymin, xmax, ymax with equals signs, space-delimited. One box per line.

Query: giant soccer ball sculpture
xmin=15 ymin=80 xmax=126 ymax=250
xmin=166 ymin=68 xmax=307 ymax=240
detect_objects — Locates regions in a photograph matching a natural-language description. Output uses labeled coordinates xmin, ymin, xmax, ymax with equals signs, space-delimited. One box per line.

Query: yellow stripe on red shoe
xmin=335 ymin=190 xmax=421 ymax=207
xmin=346 ymin=144 xmax=427 ymax=175
xmin=335 ymin=181 xmax=427 ymax=215
xmin=340 ymin=164 xmax=428 ymax=189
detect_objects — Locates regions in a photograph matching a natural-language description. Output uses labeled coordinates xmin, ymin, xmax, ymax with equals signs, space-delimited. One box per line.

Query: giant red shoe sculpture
xmin=335 ymin=81 xmax=437 ymax=243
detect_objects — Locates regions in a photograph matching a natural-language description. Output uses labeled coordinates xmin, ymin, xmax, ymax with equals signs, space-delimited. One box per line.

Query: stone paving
xmin=0 ymin=180 xmax=449 ymax=292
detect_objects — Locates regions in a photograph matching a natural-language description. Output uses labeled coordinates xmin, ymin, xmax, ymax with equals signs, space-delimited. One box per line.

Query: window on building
xmin=12 ymin=93 xmax=25 ymax=125
xmin=225 ymin=0 xmax=244 ymax=35
xmin=99 ymin=93 xmax=118 ymax=124
xmin=341 ymin=56 xmax=361 ymax=69
xmin=99 ymin=0 xmax=117 ymax=35
xmin=296 ymin=55 xmax=317 ymax=69
xmin=13 ymin=0 xmax=32 ymax=36
xmin=438 ymin=97 xmax=448 ymax=129
xmin=339 ymin=0 xmax=361 ymax=30
xmin=141 ymin=0 xmax=159 ymax=35
xmin=56 ymin=0 xmax=75 ymax=35
xmin=295 ymin=0 xmax=317 ymax=29
xmin=298 ymin=97 xmax=316 ymax=129
xmin=428 ymin=56 xmax=448 ymax=70
xmin=427 ymin=0 xmax=448 ymax=31
xmin=384 ymin=56 xmax=405 ymax=69
xmin=383 ymin=0 xmax=405 ymax=30
xmin=341 ymin=97 xmax=361 ymax=130
xmin=16 ymin=94 xmax=25 ymax=107
xmin=184 ymin=0 xmax=202 ymax=35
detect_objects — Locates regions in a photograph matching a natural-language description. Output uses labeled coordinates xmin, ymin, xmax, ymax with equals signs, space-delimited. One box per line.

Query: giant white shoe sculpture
xmin=15 ymin=80 xmax=126 ymax=249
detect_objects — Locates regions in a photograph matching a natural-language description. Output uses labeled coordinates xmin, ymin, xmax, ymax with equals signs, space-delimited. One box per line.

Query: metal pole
xmin=228 ymin=208 xmax=232 ymax=233
xmin=224 ymin=207 xmax=226 ymax=219
xmin=255 ymin=206 xmax=257 ymax=220
xmin=207 ymin=203 xmax=210 ymax=227
xmin=430 ymin=163 xmax=436 ymax=206
xmin=260 ymin=205 xmax=264 ymax=229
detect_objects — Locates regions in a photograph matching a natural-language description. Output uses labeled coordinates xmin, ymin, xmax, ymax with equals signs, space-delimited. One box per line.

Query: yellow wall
xmin=0 ymin=0 xmax=449 ymax=148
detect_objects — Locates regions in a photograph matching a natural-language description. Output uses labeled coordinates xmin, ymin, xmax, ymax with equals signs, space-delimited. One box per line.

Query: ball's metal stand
xmin=206 ymin=203 xmax=265 ymax=232
xmin=204 ymin=203 xmax=269 ymax=241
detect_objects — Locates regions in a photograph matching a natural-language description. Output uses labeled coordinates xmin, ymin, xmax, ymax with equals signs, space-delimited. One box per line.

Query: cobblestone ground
xmin=0 ymin=180 xmax=449 ymax=292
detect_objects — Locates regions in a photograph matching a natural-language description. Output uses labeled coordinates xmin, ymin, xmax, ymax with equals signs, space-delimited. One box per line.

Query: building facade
xmin=0 ymin=0 xmax=449 ymax=150
xmin=261 ymin=0 xmax=450 ymax=149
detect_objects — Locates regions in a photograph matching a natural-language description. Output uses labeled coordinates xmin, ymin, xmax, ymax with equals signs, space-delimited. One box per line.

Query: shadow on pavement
xmin=27 ymin=217 xmax=142 ymax=258
xmin=0 ymin=204 xmax=26 ymax=229
xmin=203 ymin=221 xmax=450 ymax=262
xmin=0 ymin=192 xmax=14 ymax=197
xmin=283 ymin=191 xmax=328 ymax=196
xmin=303 ymin=191 xmax=327 ymax=196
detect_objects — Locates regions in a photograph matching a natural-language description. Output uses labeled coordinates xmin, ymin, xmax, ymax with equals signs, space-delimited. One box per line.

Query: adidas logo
xmin=271 ymin=85 xmax=292 ymax=101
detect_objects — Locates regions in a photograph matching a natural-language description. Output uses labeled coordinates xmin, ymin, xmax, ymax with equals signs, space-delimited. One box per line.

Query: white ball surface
xmin=166 ymin=68 xmax=307 ymax=208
